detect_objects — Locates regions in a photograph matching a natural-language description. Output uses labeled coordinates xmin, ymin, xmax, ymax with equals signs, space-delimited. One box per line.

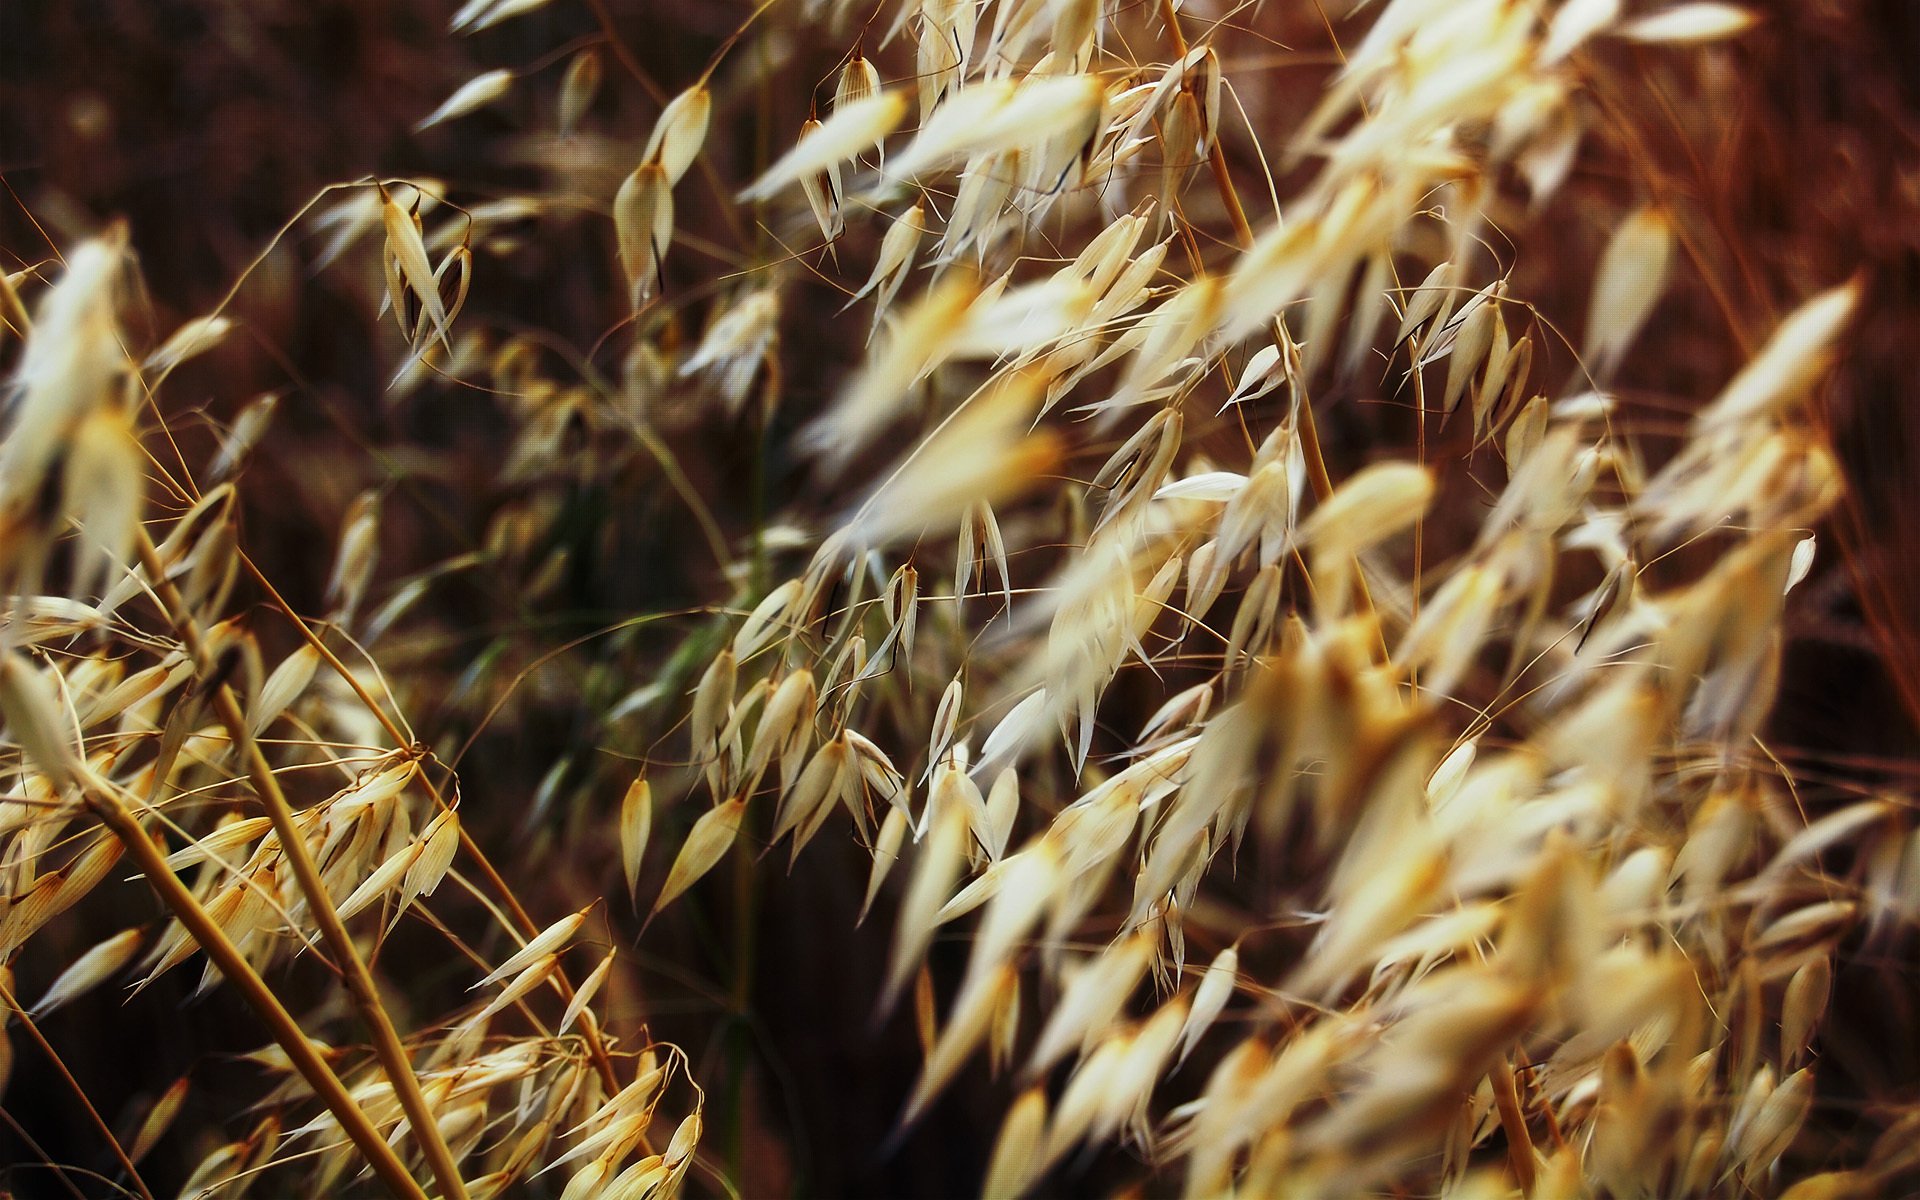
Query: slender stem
xmin=0 ymin=1104 xmax=90 ymax=1200
xmin=236 ymin=552 xmax=625 ymax=1095
xmin=71 ymin=773 xmax=427 ymax=1200
xmin=0 ymin=978 xmax=155 ymax=1200
xmin=1489 ymin=1058 xmax=1537 ymax=1193
xmin=1154 ymin=0 xmax=1256 ymax=251
xmin=134 ymin=535 xmax=470 ymax=1200
xmin=583 ymin=0 xmax=750 ymax=250
xmin=1156 ymin=0 xmax=1387 ymax=646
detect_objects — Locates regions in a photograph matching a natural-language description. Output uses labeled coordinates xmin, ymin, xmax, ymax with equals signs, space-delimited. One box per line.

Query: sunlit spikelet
xmin=379 ymin=184 xmax=454 ymax=350
xmin=1694 ymin=280 xmax=1859 ymax=433
xmin=449 ymin=0 xmax=553 ymax=33
xmin=680 ymin=287 xmax=781 ymax=411
xmin=848 ymin=371 xmax=1061 ymax=549
xmin=620 ymin=776 xmax=653 ymax=902
xmin=1619 ymin=3 xmax=1759 ymax=43
xmin=740 ymin=91 xmax=909 ymax=202
xmin=1 ymin=231 xmax=129 ymax=585
xmin=560 ymin=949 xmax=615 ymax=1035
xmin=644 ymin=85 xmax=713 ymax=186
xmin=28 ymin=926 xmax=143 ymax=1016
xmin=417 ymin=68 xmax=516 ymax=130
xmin=651 ymin=796 xmax=747 ymax=919
xmin=325 ymin=489 xmax=383 ymax=626
xmin=1584 ymin=205 xmax=1674 ymax=381
xmin=474 ymin=905 xmax=589 ymax=989
xmin=835 ymin=54 xmax=881 ymax=113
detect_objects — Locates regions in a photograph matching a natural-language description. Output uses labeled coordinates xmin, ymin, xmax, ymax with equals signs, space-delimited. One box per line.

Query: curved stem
xmin=0 ymin=978 xmax=155 ymax=1200
xmin=135 ymin=534 xmax=469 ymax=1200
xmin=237 ymin=552 xmax=626 ymax=1096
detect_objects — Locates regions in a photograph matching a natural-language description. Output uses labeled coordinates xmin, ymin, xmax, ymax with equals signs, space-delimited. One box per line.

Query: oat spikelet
xmin=651 ymin=796 xmax=747 ymax=920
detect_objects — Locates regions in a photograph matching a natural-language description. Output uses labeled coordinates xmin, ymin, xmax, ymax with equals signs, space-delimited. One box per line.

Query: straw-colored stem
xmin=70 ymin=773 xmax=427 ymax=1200
xmin=236 ymin=549 xmax=626 ymax=1095
xmin=134 ymin=533 xmax=470 ymax=1200
xmin=1157 ymin=0 xmax=1385 ymax=651
xmin=1490 ymin=1058 xmax=1538 ymax=1194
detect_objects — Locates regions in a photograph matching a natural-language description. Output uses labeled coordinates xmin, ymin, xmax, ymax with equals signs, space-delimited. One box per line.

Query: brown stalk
xmin=1490 ymin=1057 xmax=1538 ymax=1193
xmin=133 ymin=534 xmax=471 ymax=1200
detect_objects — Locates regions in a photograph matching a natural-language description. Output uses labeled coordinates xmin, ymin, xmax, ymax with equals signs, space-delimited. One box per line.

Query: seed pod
xmin=0 ymin=651 xmax=79 ymax=790
xmin=467 ymin=953 xmax=560 ymax=1028
xmin=746 ymin=669 xmax=817 ymax=789
xmin=399 ymin=809 xmax=461 ymax=913
xmin=1300 ymin=462 xmax=1434 ymax=561
xmin=774 ymin=737 xmax=848 ymax=855
xmin=379 ymin=185 xmax=451 ymax=348
xmin=664 ymin=1110 xmax=702 ymax=1169
xmin=1440 ymin=286 xmax=1501 ymax=421
xmin=210 ymin=392 xmax=280 ymax=482
xmin=797 ymin=119 xmax=846 ymax=244
xmin=1619 ymin=2 xmax=1757 ymax=44
xmin=416 ymin=68 xmax=515 ymax=131
xmin=985 ymin=768 xmax=1018 ymax=861
xmin=927 ymin=676 xmax=964 ymax=774
xmin=335 ymin=842 xmax=422 ymax=921
xmin=449 ymin=0 xmax=556 ymax=34
xmin=1696 ymin=281 xmax=1858 ymax=433
xmin=1781 ymin=958 xmax=1831 ymax=1066
xmin=739 ymin=91 xmax=908 ymax=202
xmin=130 ymin=1076 xmax=190 ymax=1163
xmin=29 ymin=927 xmax=143 ymax=1016
xmin=1158 ymin=91 xmax=1205 ymax=206
xmin=558 ymin=49 xmax=602 ymax=136
xmin=620 ymin=776 xmax=653 ymax=902
xmin=326 ymin=490 xmax=383 ymax=625
xmin=145 ymin=313 xmax=233 ymax=376
xmin=1178 ymin=943 xmax=1239 ymax=1063
xmin=883 ymin=786 xmax=970 ymax=1011
xmin=982 ymin=1086 xmax=1048 ymax=1200
xmin=559 ymin=949 xmax=615 ymax=1035
xmin=650 ymin=796 xmax=747 ymax=918
xmin=905 ymin=963 xmax=1014 ymax=1123
xmin=834 ymin=54 xmax=881 ymax=112
xmin=859 ymin=805 xmax=910 ymax=926
xmin=847 ymin=200 xmax=928 ymax=322
xmin=644 ymin=85 xmax=712 ymax=185
xmin=614 ymin=162 xmax=674 ymax=309
xmin=1185 ymin=46 xmax=1223 ymax=151
xmin=1735 ymin=1068 xmax=1814 ymax=1178
xmin=474 ymin=906 xmax=589 ymax=989
xmin=250 ymin=643 xmax=320 ymax=735
xmin=1584 ymin=205 xmax=1672 ymax=382
xmin=1028 ymin=932 xmax=1154 ymax=1076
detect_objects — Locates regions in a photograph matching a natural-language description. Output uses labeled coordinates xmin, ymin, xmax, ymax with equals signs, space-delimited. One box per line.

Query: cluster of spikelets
xmin=0 ymin=233 xmax=705 ymax=1196
xmin=4 ymin=0 xmax=1919 ymax=1196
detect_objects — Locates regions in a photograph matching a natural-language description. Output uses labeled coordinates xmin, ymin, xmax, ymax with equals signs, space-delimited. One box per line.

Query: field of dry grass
xmin=3 ymin=1 xmax=1920 ymax=1196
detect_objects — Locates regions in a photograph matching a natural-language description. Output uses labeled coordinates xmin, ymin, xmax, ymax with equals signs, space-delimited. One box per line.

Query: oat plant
xmin=2 ymin=0 xmax=1915 ymax=1196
